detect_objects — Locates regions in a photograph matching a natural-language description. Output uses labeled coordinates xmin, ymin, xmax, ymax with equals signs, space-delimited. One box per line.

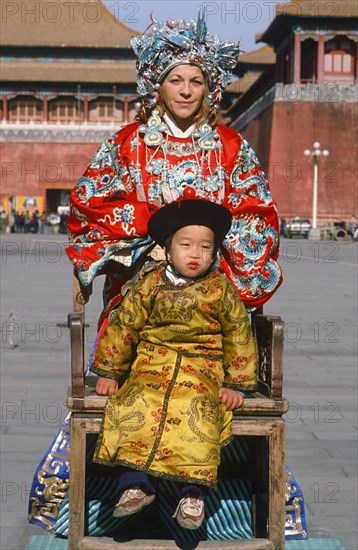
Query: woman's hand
xmin=218 ymin=388 xmax=244 ymax=411
xmin=95 ymin=377 xmax=118 ymax=396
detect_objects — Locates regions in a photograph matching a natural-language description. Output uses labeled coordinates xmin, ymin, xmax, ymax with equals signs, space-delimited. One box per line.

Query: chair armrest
xmin=68 ymin=312 xmax=85 ymax=398
xmin=252 ymin=314 xmax=284 ymax=400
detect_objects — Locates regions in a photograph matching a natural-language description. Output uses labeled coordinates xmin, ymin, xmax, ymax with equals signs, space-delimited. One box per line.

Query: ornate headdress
xmin=131 ymin=13 xmax=240 ymax=112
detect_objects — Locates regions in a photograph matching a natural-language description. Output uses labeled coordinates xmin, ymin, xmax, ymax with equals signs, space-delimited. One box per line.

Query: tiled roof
xmin=276 ymin=0 xmax=358 ymax=18
xmin=256 ymin=0 xmax=358 ymax=44
xmin=1 ymin=61 xmax=137 ymax=83
xmin=226 ymin=74 xmax=260 ymax=94
xmin=239 ymin=46 xmax=275 ymax=65
xmin=1 ymin=0 xmax=138 ymax=48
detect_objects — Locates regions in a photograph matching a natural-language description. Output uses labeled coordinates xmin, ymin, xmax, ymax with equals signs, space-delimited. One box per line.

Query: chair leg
xmin=68 ymin=416 xmax=87 ymax=550
xmin=268 ymin=420 xmax=286 ymax=550
xmin=254 ymin=436 xmax=269 ymax=538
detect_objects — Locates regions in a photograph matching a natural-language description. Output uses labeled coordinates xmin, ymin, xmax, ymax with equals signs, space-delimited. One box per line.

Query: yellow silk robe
xmin=91 ymin=267 xmax=257 ymax=487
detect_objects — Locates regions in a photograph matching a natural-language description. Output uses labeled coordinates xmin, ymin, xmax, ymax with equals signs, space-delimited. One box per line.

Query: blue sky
xmin=102 ymin=0 xmax=284 ymax=53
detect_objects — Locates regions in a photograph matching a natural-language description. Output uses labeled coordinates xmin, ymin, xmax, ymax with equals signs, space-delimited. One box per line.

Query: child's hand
xmin=218 ymin=388 xmax=244 ymax=411
xmin=95 ymin=377 xmax=118 ymax=396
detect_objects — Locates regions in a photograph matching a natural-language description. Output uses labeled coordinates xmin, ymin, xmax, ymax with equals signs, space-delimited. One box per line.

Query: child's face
xmin=166 ymin=225 xmax=216 ymax=278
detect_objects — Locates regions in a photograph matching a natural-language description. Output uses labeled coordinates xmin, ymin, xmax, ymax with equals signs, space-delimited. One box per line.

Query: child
xmin=91 ymin=198 xmax=257 ymax=530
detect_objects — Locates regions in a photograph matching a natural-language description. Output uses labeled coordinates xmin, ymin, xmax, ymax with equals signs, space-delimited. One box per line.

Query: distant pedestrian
xmin=24 ymin=211 xmax=31 ymax=233
xmin=0 ymin=208 xmax=8 ymax=233
xmin=60 ymin=211 xmax=69 ymax=234
xmin=39 ymin=212 xmax=47 ymax=234
xmin=349 ymin=215 xmax=357 ymax=239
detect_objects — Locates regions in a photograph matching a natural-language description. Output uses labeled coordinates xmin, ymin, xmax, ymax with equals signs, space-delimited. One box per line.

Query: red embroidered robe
xmin=67 ymin=122 xmax=282 ymax=318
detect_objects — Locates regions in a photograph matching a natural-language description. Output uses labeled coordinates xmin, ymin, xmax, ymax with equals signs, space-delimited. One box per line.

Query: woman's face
xmin=166 ymin=225 xmax=215 ymax=278
xmin=161 ymin=65 xmax=206 ymax=130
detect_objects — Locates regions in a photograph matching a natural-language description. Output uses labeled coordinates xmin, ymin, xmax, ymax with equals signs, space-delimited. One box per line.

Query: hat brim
xmin=148 ymin=200 xmax=232 ymax=247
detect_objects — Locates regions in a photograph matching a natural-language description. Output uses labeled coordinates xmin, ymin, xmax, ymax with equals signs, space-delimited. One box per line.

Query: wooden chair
xmin=67 ymin=276 xmax=288 ymax=550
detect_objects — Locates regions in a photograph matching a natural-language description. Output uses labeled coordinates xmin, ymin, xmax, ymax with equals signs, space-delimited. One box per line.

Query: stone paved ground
xmin=0 ymin=235 xmax=357 ymax=550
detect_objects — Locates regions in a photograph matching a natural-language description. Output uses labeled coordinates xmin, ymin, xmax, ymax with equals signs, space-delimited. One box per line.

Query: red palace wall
xmin=241 ymin=101 xmax=357 ymax=223
xmin=271 ymin=100 xmax=357 ymax=223
xmin=1 ymin=141 xmax=99 ymax=205
xmin=237 ymin=103 xmax=274 ymax=178
xmin=2 ymin=101 xmax=357 ymax=225
xmin=239 ymin=99 xmax=357 ymax=224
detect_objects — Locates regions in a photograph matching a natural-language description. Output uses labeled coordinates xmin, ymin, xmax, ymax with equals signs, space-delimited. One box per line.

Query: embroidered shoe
xmin=172 ymin=494 xmax=205 ymax=529
xmin=113 ymin=487 xmax=155 ymax=517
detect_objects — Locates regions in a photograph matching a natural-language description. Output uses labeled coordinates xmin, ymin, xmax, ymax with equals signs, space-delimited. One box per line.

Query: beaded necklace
xmin=131 ymin=108 xmax=226 ymax=206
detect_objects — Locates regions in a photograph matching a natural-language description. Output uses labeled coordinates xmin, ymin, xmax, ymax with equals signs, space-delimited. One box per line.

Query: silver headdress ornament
xmin=131 ymin=13 xmax=240 ymax=112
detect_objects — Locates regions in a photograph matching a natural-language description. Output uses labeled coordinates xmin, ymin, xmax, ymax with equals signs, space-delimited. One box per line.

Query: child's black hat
xmin=148 ymin=199 xmax=232 ymax=247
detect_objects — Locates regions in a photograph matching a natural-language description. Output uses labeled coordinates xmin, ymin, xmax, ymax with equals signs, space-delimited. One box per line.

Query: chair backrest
xmin=252 ymin=313 xmax=284 ymax=400
xmin=68 ymin=273 xmax=89 ymax=402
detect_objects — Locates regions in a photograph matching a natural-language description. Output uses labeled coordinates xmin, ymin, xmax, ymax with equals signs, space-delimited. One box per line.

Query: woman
xmin=66 ymin=15 xmax=282 ymax=329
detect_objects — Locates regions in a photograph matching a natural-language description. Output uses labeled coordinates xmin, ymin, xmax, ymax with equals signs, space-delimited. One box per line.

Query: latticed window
xmin=49 ymin=96 xmax=81 ymax=122
xmin=89 ymin=97 xmax=123 ymax=122
xmin=324 ymin=37 xmax=355 ymax=76
xmin=8 ymin=95 xmax=43 ymax=121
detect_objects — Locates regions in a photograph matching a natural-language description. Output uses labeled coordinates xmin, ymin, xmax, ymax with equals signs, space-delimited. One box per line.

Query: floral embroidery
xmin=151 ymin=408 xmax=163 ymax=422
xmin=193 ymin=383 xmax=208 ymax=394
xmin=156 ymin=448 xmax=173 ymax=460
xmin=121 ymin=334 xmax=133 ymax=346
xmin=98 ymin=204 xmax=136 ymax=236
xmin=178 ymin=381 xmax=194 ymax=388
xmin=181 ymin=364 xmax=196 ymax=374
xmin=167 ymin=417 xmax=181 ymax=425
xmin=105 ymin=345 xmax=120 ymax=358
xmin=131 ymin=441 xmax=147 ymax=452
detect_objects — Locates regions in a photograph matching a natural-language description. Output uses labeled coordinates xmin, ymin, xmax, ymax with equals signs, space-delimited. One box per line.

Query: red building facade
xmin=1 ymin=0 xmax=139 ymax=217
xmin=228 ymin=0 xmax=358 ymax=224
